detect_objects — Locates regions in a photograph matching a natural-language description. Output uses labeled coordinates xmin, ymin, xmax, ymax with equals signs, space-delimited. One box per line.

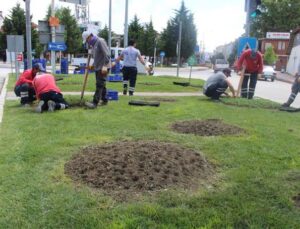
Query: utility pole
xmin=25 ymin=0 xmax=32 ymax=69
xmin=176 ymin=20 xmax=182 ymax=77
xmin=124 ymin=0 xmax=129 ymax=47
xmin=108 ymin=0 xmax=112 ymax=52
xmin=51 ymin=0 xmax=56 ymax=74
xmin=245 ymin=0 xmax=251 ymax=37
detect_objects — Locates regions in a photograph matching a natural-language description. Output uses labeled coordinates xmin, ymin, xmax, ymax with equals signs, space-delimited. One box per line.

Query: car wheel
xmin=271 ymin=78 xmax=275 ymax=82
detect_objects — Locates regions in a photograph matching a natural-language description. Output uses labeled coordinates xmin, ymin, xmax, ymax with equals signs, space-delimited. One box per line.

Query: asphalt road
xmin=154 ymin=67 xmax=300 ymax=107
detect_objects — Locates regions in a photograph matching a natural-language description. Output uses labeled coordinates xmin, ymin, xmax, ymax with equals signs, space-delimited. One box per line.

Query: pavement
xmin=275 ymin=71 xmax=295 ymax=84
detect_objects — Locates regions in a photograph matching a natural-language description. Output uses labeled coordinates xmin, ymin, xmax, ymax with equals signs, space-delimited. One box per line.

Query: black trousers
xmin=93 ymin=70 xmax=108 ymax=104
xmin=40 ymin=91 xmax=68 ymax=111
xmin=241 ymin=72 xmax=258 ymax=99
xmin=122 ymin=66 xmax=137 ymax=95
xmin=14 ymin=83 xmax=36 ymax=104
xmin=204 ymin=82 xmax=228 ymax=100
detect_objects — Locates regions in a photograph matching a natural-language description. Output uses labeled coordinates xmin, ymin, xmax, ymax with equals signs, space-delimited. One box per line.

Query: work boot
xmin=85 ymin=101 xmax=97 ymax=109
xmin=129 ymin=91 xmax=134 ymax=96
xmin=99 ymin=101 xmax=108 ymax=106
xmin=35 ymin=100 xmax=44 ymax=113
xmin=123 ymin=90 xmax=127 ymax=95
xmin=281 ymin=102 xmax=290 ymax=108
xmin=48 ymin=100 xmax=56 ymax=112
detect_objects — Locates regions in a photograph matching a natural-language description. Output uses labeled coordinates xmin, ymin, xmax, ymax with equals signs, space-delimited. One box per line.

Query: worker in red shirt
xmin=33 ymin=73 xmax=69 ymax=113
xmin=237 ymin=49 xmax=263 ymax=99
xmin=14 ymin=63 xmax=45 ymax=106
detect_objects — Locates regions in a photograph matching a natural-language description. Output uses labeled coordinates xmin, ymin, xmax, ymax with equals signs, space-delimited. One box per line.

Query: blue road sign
xmin=48 ymin=42 xmax=67 ymax=51
xmin=160 ymin=51 xmax=165 ymax=57
xmin=237 ymin=37 xmax=257 ymax=57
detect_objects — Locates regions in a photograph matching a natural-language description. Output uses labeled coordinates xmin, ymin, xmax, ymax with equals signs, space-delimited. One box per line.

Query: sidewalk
xmin=275 ymin=71 xmax=295 ymax=84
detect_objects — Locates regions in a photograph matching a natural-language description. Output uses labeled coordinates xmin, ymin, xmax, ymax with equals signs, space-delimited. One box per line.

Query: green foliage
xmin=251 ymin=0 xmax=300 ymax=38
xmin=159 ymin=1 xmax=197 ymax=61
xmin=264 ymin=46 xmax=278 ymax=65
xmin=227 ymin=39 xmax=238 ymax=67
xmin=98 ymin=25 xmax=119 ymax=47
xmin=140 ymin=20 xmax=157 ymax=56
xmin=128 ymin=15 xmax=144 ymax=43
xmin=1 ymin=3 xmax=39 ymax=58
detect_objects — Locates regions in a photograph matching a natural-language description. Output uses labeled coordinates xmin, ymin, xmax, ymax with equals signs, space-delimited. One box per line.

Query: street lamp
xmin=24 ymin=0 xmax=32 ymax=69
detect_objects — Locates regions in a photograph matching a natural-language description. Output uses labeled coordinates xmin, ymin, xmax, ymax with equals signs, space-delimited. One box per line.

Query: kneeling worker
xmin=203 ymin=68 xmax=236 ymax=100
xmin=33 ymin=73 xmax=69 ymax=113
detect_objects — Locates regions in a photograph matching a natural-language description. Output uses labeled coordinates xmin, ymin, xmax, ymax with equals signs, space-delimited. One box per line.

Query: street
xmin=154 ymin=66 xmax=300 ymax=107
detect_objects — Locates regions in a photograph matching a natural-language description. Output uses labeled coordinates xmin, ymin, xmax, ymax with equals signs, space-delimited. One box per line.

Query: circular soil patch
xmin=292 ymin=194 xmax=300 ymax=208
xmin=65 ymin=141 xmax=213 ymax=198
xmin=171 ymin=119 xmax=245 ymax=136
xmin=143 ymin=97 xmax=177 ymax=102
xmin=138 ymin=82 xmax=161 ymax=86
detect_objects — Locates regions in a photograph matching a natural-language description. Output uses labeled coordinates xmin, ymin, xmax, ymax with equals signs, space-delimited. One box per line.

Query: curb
xmin=0 ymin=74 xmax=9 ymax=123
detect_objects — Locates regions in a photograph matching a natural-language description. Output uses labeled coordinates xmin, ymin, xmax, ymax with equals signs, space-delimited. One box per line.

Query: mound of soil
xmin=171 ymin=119 xmax=244 ymax=136
xmin=138 ymin=82 xmax=161 ymax=86
xmin=65 ymin=141 xmax=213 ymax=197
xmin=143 ymin=97 xmax=177 ymax=102
xmin=292 ymin=194 xmax=300 ymax=208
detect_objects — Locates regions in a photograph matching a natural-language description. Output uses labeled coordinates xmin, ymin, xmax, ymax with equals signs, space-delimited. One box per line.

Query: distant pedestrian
xmin=33 ymin=73 xmax=69 ymax=113
xmin=113 ymin=39 xmax=148 ymax=96
xmin=237 ymin=49 xmax=263 ymax=99
xmin=82 ymin=31 xmax=110 ymax=109
xmin=281 ymin=65 xmax=300 ymax=108
xmin=203 ymin=68 xmax=236 ymax=100
xmin=14 ymin=63 xmax=45 ymax=106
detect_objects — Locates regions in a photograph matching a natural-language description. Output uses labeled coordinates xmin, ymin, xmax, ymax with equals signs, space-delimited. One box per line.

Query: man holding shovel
xmin=82 ymin=31 xmax=110 ymax=109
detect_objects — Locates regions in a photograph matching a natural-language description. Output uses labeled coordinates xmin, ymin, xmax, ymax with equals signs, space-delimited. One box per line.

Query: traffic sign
xmin=17 ymin=54 xmax=23 ymax=62
xmin=187 ymin=55 xmax=197 ymax=66
xmin=160 ymin=51 xmax=165 ymax=57
xmin=48 ymin=42 xmax=67 ymax=51
xmin=237 ymin=37 xmax=257 ymax=57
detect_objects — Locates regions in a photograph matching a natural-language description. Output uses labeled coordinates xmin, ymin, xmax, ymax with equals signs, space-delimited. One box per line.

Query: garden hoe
xmin=80 ymin=52 xmax=92 ymax=105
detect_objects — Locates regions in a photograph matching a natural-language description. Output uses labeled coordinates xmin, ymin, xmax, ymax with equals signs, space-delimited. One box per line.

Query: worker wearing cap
xmin=203 ymin=68 xmax=236 ymax=100
xmin=113 ymin=39 xmax=147 ymax=96
xmin=14 ymin=63 xmax=45 ymax=106
xmin=33 ymin=73 xmax=69 ymax=113
xmin=82 ymin=31 xmax=110 ymax=109
xmin=237 ymin=49 xmax=263 ymax=99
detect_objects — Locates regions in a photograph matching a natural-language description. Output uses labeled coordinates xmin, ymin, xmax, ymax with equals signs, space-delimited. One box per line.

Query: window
xmin=265 ymin=42 xmax=272 ymax=51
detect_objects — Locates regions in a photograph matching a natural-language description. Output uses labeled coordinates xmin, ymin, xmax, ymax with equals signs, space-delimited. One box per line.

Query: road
xmin=154 ymin=67 xmax=300 ymax=107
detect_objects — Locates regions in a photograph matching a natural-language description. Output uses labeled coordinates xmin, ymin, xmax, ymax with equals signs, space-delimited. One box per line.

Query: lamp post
xmin=51 ymin=0 xmax=56 ymax=73
xmin=24 ymin=0 xmax=32 ymax=69
xmin=124 ymin=0 xmax=129 ymax=47
xmin=176 ymin=20 xmax=182 ymax=77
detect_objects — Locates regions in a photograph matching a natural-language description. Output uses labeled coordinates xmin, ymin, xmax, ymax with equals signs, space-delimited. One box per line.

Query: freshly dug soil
xmin=143 ymin=97 xmax=177 ymax=102
xmin=292 ymin=194 xmax=300 ymax=208
xmin=65 ymin=141 xmax=213 ymax=198
xmin=171 ymin=119 xmax=245 ymax=136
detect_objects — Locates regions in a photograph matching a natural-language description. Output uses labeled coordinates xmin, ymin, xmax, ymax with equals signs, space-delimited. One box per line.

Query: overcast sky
xmin=1 ymin=0 xmax=246 ymax=52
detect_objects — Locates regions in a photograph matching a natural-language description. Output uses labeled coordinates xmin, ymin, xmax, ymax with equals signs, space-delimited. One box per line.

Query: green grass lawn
xmin=7 ymin=73 xmax=204 ymax=93
xmin=0 ymin=95 xmax=300 ymax=228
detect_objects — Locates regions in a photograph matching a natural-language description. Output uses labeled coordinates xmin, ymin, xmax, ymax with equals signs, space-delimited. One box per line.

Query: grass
xmin=0 ymin=93 xmax=300 ymax=227
xmin=7 ymin=73 xmax=204 ymax=93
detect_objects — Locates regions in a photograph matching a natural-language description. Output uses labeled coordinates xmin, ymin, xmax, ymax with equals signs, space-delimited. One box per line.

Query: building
xmin=286 ymin=28 xmax=300 ymax=75
xmin=214 ymin=41 xmax=235 ymax=60
xmin=259 ymin=32 xmax=290 ymax=71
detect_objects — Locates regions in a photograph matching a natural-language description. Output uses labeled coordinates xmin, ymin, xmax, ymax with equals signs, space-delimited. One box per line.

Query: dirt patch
xmin=138 ymin=82 xmax=161 ymax=86
xmin=143 ymin=97 xmax=177 ymax=102
xmin=292 ymin=194 xmax=300 ymax=208
xmin=65 ymin=141 xmax=213 ymax=199
xmin=171 ymin=119 xmax=245 ymax=136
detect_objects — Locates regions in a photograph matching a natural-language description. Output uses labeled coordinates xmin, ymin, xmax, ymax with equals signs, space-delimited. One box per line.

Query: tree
xmin=1 ymin=3 xmax=39 ymax=59
xmin=159 ymin=1 xmax=197 ymax=63
xmin=140 ymin=20 xmax=157 ymax=56
xmin=264 ymin=45 xmax=277 ymax=65
xmin=128 ymin=15 xmax=144 ymax=44
xmin=251 ymin=0 xmax=300 ymax=38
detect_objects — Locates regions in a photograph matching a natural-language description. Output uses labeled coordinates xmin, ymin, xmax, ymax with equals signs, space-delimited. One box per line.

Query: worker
xmin=203 ymin=68 xmax=236 ymax=100
xmin=237 ymin=49 xmax=263 ymax=99
xmin=33 ymin=73 xmax=69 ymax=113
xmin=82 ymin=31 xmax=110 ymax=109
xmin=281 ymin=65 xmax=300 ymax=108
xmin=113 ymin=39 xmax=148 ymax=96
xmin=14 ymin=63 xmax=45 ymax=106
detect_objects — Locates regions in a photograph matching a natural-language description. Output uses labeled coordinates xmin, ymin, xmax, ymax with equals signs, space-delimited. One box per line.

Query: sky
xmin=1 ymin=0 xmax=246 ymax=52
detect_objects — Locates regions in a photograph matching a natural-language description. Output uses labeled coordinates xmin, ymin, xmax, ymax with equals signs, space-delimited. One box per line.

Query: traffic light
xmin=250 ymin=0 xmax=262 ymax=18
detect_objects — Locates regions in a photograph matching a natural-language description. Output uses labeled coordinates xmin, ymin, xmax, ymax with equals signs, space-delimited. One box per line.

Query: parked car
xmin=261 ymin=65 xmax=276 ymax=82
xmin=213 ymin=59 xmax=229 ymax=73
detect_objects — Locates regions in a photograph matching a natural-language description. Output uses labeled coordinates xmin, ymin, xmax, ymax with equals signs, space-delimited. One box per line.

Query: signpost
xmin=187 ymin=55 xmax=197 ymax=83
xmin=237 ymin=37 xmax=257 ymax=57
xmin=7 ymin=35 xmax=24 ymax=78
xmin=48 ymin=42 xmax=67 ymax=51
xmin=160 ymin=51 xmax=165 ymax=67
